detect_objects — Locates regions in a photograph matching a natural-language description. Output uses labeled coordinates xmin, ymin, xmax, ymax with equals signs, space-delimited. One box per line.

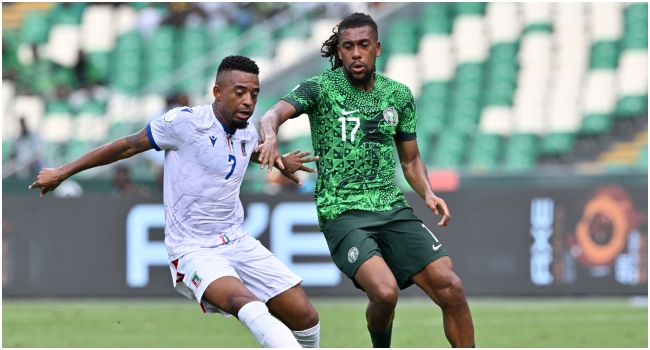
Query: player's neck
xmin=212 ymin=104 xmax=236 ymax=135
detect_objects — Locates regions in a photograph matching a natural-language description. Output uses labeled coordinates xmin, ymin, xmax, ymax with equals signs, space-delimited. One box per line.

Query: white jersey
xmin=147 ymin=104 xmax=258 ymax=261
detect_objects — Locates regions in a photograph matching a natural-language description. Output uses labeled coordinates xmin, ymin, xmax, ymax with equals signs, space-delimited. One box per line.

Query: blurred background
xmin=2 ymin=2 xmax=647 ymax=347
xmin=2 ymin=0 xmax=647 ymax=301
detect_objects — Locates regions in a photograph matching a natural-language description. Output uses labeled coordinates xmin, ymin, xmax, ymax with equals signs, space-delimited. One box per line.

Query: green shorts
xmin=322 ymin=207 xmax=448 ymax=290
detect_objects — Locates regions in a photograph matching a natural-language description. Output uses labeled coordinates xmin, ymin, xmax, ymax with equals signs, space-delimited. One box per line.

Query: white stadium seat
xmin=40 ymin=114 xmax=73 ymax=143
xmin=583 ymin=70 xmax=617 ymax=114
xmin=589 ymin=3 xmax=623 ymax=41
xmin=384 ymin=54 xmax=421 ymax=98
xmin=46 ymin=25 xmax=80 ymax=67
xmin=418 ymin=34 xmax=454 ymax=82
xmin=453 ymin=15 xmax=488 ymax=63
xmin=81 ymin=5 xmax=116 ymax=52
xmin=617 ymin=50 xmax=648 ymax=95
xmin=486 ymin=3 xmax=521 ymax=43
xmin=479 ymin=106 xmax=513 ymax=135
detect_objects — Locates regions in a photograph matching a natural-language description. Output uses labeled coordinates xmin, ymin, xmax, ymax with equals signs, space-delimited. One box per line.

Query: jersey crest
xmin=383 ymin=107 xmax=398 ymax=126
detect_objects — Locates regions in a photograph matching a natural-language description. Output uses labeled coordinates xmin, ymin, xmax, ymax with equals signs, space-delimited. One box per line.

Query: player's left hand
xmin=426 ymin=194 xmax=451 ymax=227
xmin=278 ymin=149 xmax=319 ymax=186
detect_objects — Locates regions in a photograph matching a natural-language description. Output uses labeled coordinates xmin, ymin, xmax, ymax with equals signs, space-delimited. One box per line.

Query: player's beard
xmin=343 ymin=63 xmax=376 ymax=87
xmin=231 ymin=116 xmax=249 ymax=129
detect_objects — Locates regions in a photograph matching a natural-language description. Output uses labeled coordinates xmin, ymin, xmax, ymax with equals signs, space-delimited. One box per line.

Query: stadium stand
xmin=2 ymin=2 xmax=647 ymax=185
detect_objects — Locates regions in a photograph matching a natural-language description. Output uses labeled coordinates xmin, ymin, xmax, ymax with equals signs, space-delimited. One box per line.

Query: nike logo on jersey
xmin=422 ymin=224 xmax=442 ymax=251
xmin=342 ymin=109 xmax=358 ymax=116
xmin=209 ymin=135 xmax=217 ymax=146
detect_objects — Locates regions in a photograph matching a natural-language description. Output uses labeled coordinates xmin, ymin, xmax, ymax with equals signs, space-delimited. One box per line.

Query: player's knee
xmin=369 ymin=285 xmax=398 ymax=311
xmin=301 ymin=305 xmax=320 ymax=329
xmin=435 ymin=276 xmax=467 ymax=309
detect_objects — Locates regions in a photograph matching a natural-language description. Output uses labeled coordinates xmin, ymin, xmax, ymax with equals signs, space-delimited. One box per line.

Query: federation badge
xmin=163 ymin=109 xmax=178 ymax=123
xmin=383 ymin=107 xmax=398 ymax=126
xmin=241 ymin=141 xmax=247 ymax=156
xmin=190 ymin=271 xmax=203 ymax=288
xmin=348 ymin=247 xmax=359 ymax=263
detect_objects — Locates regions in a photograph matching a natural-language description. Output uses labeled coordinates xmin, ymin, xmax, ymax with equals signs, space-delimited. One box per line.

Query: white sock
xmin=292 ymin=322 xmax=320 ymax=348
xmin=238 ymin=301 xmax=301 ymax=348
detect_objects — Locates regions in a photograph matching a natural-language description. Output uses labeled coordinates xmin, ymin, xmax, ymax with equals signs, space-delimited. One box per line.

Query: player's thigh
xmin=234 ymin=236 xmax=303 ymax=303
xmin=379 ymin=208 xmax=449 ymax=289
xmin=411 ymin=256 xmax=463 ymax=301
xmin=322 ymin=212 xmax=383 ymax=289
xmin=354 ymin=255 xmax=399 ymax=300
xmin=176 ymin=248 xmax=259 ymax=316
xmin=266 ymin=284 xmax=319 ymax=330
xmin=202 ymin=276 xmax=261 ymax=316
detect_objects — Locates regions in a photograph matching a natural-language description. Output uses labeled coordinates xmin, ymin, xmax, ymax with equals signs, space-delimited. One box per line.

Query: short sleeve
xmin=282 ymin=78 xmax=320 ymax=118
xmin=395 ymin=88 xmax=417 ymax=141
xmin=147 ymin=107 xmax=194 ymax=151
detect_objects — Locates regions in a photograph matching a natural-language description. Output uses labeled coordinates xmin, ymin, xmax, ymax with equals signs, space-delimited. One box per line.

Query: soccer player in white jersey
xmin=29 ymin=55 xmax=321 ymax=348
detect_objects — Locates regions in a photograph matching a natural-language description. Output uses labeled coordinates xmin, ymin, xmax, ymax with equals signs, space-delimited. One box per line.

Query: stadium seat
xmin=479 ymin=106 xmax=512 ymax=135
xmin=384 ymin=54 xmax=421 ymax=98
xmin=386 ymin=20 xmax=419 ymax=55
xmin=21 ymin=11 xmax=50 ymax=44
xmin=84 ymin=51 xmax=111 ymax=83
xmin=540 ymin=132 xmax=575 ymax=156
xmin=454 ymin=2 xmax=486 ymax=16
xmin=40 ymin=113 xmax=73 ymax=143
xmin=468 ymin=133 xmax=502 ymax=170
xmin=46 ymin=25 xmax=81 ymax=67
xmin=580 ymin=113 xmax=613 ymax=136
xmin=485 ymin=3 xmax=521 ymax=44
xmin=504 ymin=133 xmax=538 ymax=170
xmin=418 ymin=34 xmax=454 ymax=82
xmin=432 ymin=129 xmax=466 ymax=169
xmin=145 ymin=26 xmax=177 ymax=89
xmin=420 ymin=3 xmax=452 ymax=34
xmin=81 ymin=5 xmax=116 ymax=52
xmin=453 ymin=15 xmax=488 ymax=63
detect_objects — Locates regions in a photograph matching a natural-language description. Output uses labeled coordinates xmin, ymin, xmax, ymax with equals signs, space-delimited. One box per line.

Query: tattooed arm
xmin=29 ymin=128 xmax=154 ymax=197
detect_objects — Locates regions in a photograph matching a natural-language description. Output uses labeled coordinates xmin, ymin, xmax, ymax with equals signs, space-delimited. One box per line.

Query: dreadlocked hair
xmin=215 ymin=55 xmax=259 ymax=83
xmin=320 ymin=13 xmax=379 ymax=71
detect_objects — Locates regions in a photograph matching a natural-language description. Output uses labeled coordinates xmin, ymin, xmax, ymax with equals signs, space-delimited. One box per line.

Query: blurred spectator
xmin=112 ymin=165 xmax=150 ymax=196
xmin=9 ymin=117 xmax=43 ymax=179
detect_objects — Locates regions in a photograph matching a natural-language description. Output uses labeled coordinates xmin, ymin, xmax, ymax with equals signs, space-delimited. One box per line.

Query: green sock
xmin=367 ymin=323 xmax=393 ymax=348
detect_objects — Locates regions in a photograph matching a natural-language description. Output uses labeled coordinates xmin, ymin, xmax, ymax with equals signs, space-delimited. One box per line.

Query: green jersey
xmin=283 ymin=68 xmax=417 ymax=225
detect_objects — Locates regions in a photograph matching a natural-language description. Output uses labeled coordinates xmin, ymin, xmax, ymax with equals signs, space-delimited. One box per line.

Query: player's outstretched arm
xmin=251 ymin=149 xmax=319 ymax=186
xmin=29 ymin=128 xmax=154 ymax=197
xmin=256 ymin=100 xmax=297 ymax=173
xmin=396 ymin=139 xmax=451 ymax=227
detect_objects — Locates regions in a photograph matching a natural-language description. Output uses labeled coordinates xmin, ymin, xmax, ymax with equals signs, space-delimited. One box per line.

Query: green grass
xmin=2 ymin=297 xmax=647 ymax=348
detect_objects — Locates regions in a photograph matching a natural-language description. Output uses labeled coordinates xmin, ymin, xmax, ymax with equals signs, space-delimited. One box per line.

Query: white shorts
xmin=169 ymin=234 xmax=302 ymax=317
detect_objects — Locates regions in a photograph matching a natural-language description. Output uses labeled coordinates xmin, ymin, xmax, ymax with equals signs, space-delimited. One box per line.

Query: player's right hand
xmin=255 ymin=137 xmax=284 ymax=173
xmin=29 ymin=168 xmax=64 ymax=197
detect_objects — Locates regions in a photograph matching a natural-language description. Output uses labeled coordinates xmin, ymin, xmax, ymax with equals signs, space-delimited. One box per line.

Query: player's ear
xmin=376 ymin=41 xmax=381 ymax=57
xmin=213 ymin=85 xmax=221 ymax=101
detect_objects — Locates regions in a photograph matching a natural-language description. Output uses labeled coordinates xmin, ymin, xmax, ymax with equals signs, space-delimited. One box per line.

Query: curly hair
xmin=321 ymin=12 xmax=379 ymax=71
xmin=215 ymin=55 xmax=259 ymax=83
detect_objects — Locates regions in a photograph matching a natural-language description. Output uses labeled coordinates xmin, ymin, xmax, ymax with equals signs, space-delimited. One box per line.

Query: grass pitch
xmin=3 ymin=297 xmax=647 ymax=348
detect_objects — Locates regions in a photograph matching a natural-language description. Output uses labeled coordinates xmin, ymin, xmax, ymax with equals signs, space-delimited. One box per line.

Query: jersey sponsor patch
xmin=163 ymin=109 xmax=179 ymax=123
xmin=383 ymin=107 xmax=398 ymax=126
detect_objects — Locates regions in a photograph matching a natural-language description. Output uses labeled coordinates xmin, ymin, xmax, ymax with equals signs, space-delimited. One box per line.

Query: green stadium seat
xmin=49 ymin=2 xmax=85 ymax=25
xmin=145 ymin=26 xmax=177 ymax=88
xmin=45 ymin=100 xmax=72 ymax=115
xmin=467 ymin=133 xmax=502 ymax=169
xmin=213 ymin=24 xmax=242 ymax=51
xmin=455 ymin=63 xmax=485 ymax=84
xmin=580 ymin=113 xmax=613 ymax=135
xmin=84 ymin=51 xmax=111 ymax=83
xmin=21 ymin=11 xmax=50 ymax=44
xmin=590 ymin=40 xmax=620 ymax=69
xmin=108 ymin=121 xmax=140 ymax=142
xmin=540 ymin=132 xmax=575 ymax=156
xmin=387 ymin=20 xmax=419 ymax=54
xmin=523 ymin=23 xmax=553 ymax=34
xmin=504 ymin=133 xmax=538 ymax=171
xmin=241 ymin=30 xmax=275 ymax=59
xmin=63 ymin=140 xmax=96 ymax=164
xmin=420 ymin=3 xmax=452 ymax=34
xmin=433 ymin=129 xmax=466 ymax=169
xmin=454 ymin=2 xmax=486 ymax=16
xmin=616 ymin=95 xmax=648 ymax=117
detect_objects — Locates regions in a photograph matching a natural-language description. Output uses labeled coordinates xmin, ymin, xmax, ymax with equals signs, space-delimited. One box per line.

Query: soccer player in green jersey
xmin=256 ymin=13 xmax=475 ymax=348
